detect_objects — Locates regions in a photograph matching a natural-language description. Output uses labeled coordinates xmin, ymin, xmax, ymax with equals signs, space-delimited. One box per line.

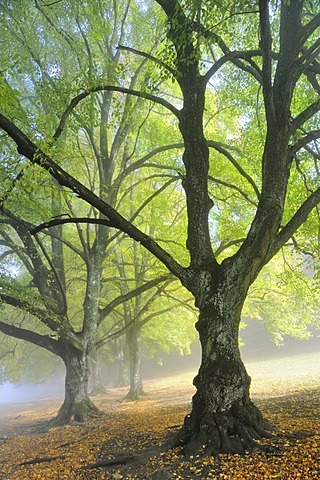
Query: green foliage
xmin=245 ymin=251 xmax=320 ymax=345
xmin=142 ymin=300 xmax=197 ymax=362
xmin=0 ymin=0 xmax=319 ymax=394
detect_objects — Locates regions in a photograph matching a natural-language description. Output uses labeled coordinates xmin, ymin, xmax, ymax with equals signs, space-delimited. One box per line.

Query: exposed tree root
xmin=19 ymin=455 xmax=66 ymax=466
xmin=36 ymin=398 xmax=104 ymax=432
xmin=124 ymin=388 xmax=147 ymax=401
xmin=174 ymin=398 xmax=275 ymax=457
xmin=81 ymin=453 xmax=142 ymax=469
xmin=81 ymin=400 xmax=276 ymax=472
xmin=90 ymin=385 xmax=109 ymax=396
xmin=81 ymin=442 xmax=172 ymax=470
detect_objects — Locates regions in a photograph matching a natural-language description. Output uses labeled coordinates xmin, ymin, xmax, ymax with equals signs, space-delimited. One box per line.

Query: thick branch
xmin=98 ymin=274 xmax=172 ymax=324
xmin=53 ymin=85 xmax=180 ymax=141
xmin=0 ymin=114 xmax=187 ymax=283
xmin=117 ymin=44 xmax=176 ymax=77
xmin=31 ymin=217 xmax=114 ymax=235
xmin=155 ymin=0 xmax=177 ymax=16
xmin=0 ymin=320 xmax=61 ymax=356
xmin=267 ymin=186 xmax=320 ymax=260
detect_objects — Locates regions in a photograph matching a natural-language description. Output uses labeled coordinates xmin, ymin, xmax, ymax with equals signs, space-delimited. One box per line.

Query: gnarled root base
xmin=90 ymin=385 xmax=108 ymax=396
xmin=124 ymin=387 xmax=147 ymax=401
xmin=175 ymin=398 xmax=275 ymax=456
xmin=40 ymin=398 xmax=104 ymax=431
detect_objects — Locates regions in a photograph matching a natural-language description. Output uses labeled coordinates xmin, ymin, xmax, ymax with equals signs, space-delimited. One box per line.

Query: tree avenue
xmin=0 ymin=0 xmax=320 ymax=456
xmin=0 ymin=0 xmax=178 ymax=424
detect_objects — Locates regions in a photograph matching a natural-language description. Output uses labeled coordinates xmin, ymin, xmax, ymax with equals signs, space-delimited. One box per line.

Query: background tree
xmin=0 ymin=0 xmax=192 ymax=422
xmin=0 ymin=0 xmax=170 ymax=423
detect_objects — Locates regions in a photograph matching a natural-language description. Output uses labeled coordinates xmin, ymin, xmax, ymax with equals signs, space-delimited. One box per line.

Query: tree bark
xmin=90 ymin=347 xmax=107 ymax=395
xmin=50 ymin=345 xmax=100 ymax=426
xmin=125 ymin=325 xmax=145 ymax=400
xmin=114 ymin=340 xmax=130 ymax=387
xmin=176 ymin=268 xmax=274 ymax=456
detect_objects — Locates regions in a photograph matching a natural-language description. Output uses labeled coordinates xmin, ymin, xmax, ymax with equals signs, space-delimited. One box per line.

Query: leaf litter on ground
xmin=0 ymin=352 xmax=319 ymax=479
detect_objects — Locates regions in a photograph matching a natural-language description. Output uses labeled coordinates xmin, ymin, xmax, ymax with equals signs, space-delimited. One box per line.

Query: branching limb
xmin=0 ymin=289 xmax=82 ymax=350
xmin=214 ymin=238 xmax=246 ymax=258
xmin=0 ymin=113 xmax=188 ymax=282
xmin=290 ymin=99 xmax=320 ymax=134
xmin=300 ymin=12 xmax=320 ymax=45
xmin=267 ymin=186 xmax=320 ymax=261
xmin=203 ymin=50 xmax=262 ymax=85
xmin=98 ymin=274 xmax=172 ymax=324
xmin=295 ymin=39 xmax=320 ymax=81
xmin=0 ymin=319 xmax=61 ymax=356
xmin=128 ymin=177 xmax=179 ymax=224
xmin=0 ymin=207 xmax=68 ymax=315
xmin=207 ymin=141 xmax=260 ymax=199
xmin=30 ymin=217 xmax=114 ymax=235
xmin=290 ymin=130 xmax=320 ymax=155
xmin=53 ymin=85 xmax=180 ymax=141
xmin=121 ymin=143 xmax=184 ymax=178
xmin=117 ymin=44 xmax=176 ymax=78
xmin=208 ymin=175 xmax=258 ymax=207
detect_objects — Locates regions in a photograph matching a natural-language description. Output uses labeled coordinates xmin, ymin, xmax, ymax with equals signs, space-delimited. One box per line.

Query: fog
xmin=0 ymin=318 xmax=319 ymax=405
xmin=240 ymin=319 xmax=320 ymax=362
xmin=0 ymin=376 xmax=64 ymax=405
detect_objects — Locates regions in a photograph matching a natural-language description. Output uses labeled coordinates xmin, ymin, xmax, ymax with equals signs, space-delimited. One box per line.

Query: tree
xmin=99 ymin=179 xmax=193 ymax=400
xmin=111 ymin=247 xmax=195 ymax=400
xmin=0 ymin=0 xmax=171 ymax=424
xmin=0 ymin=206 xmax=104 ymax=424
xmin=0 ymin=0 xmax=320 ymax=456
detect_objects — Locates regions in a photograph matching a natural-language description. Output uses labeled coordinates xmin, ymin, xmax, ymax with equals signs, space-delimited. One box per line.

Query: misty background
xmin=1 ymin=318 xmax=319 ymax=405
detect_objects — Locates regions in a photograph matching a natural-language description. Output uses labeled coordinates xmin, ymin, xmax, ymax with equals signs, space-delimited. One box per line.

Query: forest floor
xmin=0 ymin=352 xmax=319 ymax=479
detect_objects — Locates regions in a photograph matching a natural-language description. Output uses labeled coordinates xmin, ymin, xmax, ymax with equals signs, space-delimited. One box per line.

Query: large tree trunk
xmin=51 ymin=346 xmax=101 ymax=426
xmin=176 ymin=279 xmax=274 ymax=456
xmin=125 ymin=325 xmax=145 ymax=400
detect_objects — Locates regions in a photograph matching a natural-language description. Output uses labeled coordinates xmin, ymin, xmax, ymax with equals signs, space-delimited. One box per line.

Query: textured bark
xmin=176 ymin=269 xmax=274 ymax=455
xmin=49 ymin=346 xmax=101 ymax=426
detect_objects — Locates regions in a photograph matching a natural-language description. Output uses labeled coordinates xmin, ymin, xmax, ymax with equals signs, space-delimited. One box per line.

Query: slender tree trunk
xmin=125 ymin=325 xmax=145 ymax=400
xmin=115 ymin=341 xmax=130 ymax=387
xmin=176 ymin=272 xmax=274 ymax=455
xmin=90 ymin=347 xmax=107 ymax=395
xmin=51 ymin=346 xmax=101 ymax=426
